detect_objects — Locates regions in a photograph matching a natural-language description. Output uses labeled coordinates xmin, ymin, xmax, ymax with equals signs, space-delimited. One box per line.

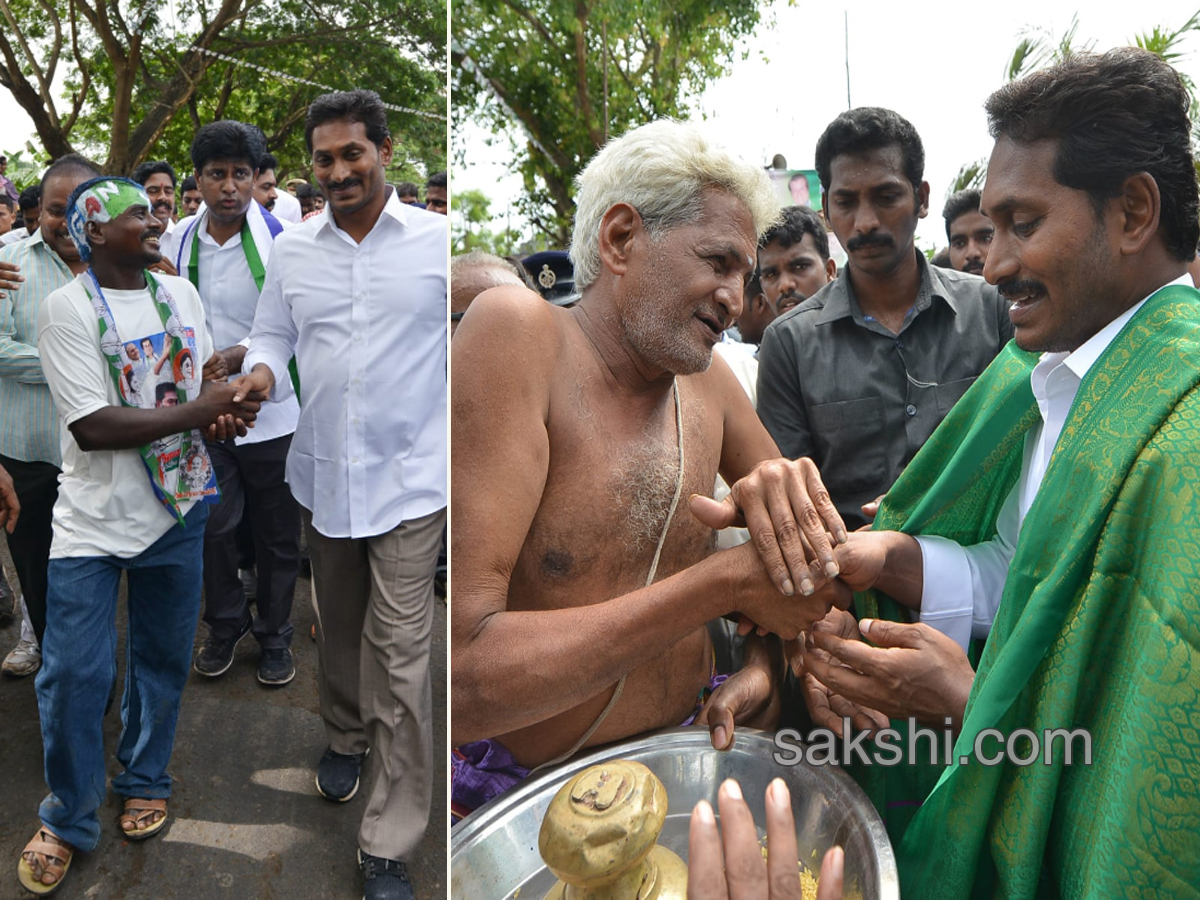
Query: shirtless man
xmin=451 ymin=120 xmax=847 ymax=817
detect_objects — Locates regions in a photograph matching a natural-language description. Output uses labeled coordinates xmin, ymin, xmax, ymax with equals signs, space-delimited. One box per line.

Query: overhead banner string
xmin=187 ymin=46 xmax=446 ymax=121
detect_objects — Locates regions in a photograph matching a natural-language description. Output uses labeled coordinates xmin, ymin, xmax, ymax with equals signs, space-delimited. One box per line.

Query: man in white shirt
xmin=234 ymin=89 xmax=445 ymax=900
xmin=253 ymin=152 xmax=302 ymax=224
xmin=17 ymin=176 xmax=262 ymax=894
xmin=174 ymin=120 xmax=302 ymax=687
xmin=798 ymin=48 xmax=1200 ymax=898
xmin=132 ymin=160 xmax=178 ymax=264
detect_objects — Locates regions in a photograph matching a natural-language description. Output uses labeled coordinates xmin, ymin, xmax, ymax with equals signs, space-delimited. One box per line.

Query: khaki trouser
xmin=304 ymin=506 xmax=445 ymax=861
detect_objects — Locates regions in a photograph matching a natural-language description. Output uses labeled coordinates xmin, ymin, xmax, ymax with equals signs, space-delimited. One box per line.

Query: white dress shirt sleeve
xmin=914 ymin=479 xmax=1020 ymax=650
xmin=243 ymin=253 xmax=297 ymax=401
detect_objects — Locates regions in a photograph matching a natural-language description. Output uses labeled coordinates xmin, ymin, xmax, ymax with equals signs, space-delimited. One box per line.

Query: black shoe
xmin=359 ymin=850 xmax=414 ymax=900
xmin=193 ymin=616 xmax=252 ymax=677
xmin=316 ymin=747 xmax=368 ymax=802
xmin=257 ymin=647 xmax=295 ymax=686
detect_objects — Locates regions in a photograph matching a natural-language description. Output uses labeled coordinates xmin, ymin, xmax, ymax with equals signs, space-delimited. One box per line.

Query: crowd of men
xmin=451 ymin=47 xmax=1200 ymax=898
xmin=0 ymin=90 xmax=446 ymax=900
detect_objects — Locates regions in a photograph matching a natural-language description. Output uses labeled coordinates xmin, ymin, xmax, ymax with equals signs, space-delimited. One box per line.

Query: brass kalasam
xmin=539 ymin=761 xmax=688 ymax=900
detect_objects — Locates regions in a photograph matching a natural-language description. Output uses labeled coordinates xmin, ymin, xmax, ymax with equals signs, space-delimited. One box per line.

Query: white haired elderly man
xmin=449 ymin=119 xmax=849 ymax=819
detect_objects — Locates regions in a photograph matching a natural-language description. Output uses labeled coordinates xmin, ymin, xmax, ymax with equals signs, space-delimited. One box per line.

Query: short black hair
xmin=258 ymin=152 xmax=279 ymax=173
xmin=986 ymin=47 xmax=1199 ymax=262
xmin=304 ymin=89 xmax=390 ymax=153
xmin=758 ymin=205 xmax=830 ymax=260
xmin=41 ymin=153 xmax=101 ymax=190
xmin=156 ymin=382 xmax=176 ymax=404
xmin=189 ymin=120 xmax=267 ymax=173
xmin=815 ymin=107 xmax=925 ymax=194
xmin=931 ymin=247 xmax=953 ymax=268
xmin=294 ymin=183 xmax=318 ymax=200
xmin=0 ymin=195 xmax=12 ymax=212
xmin=426 ymin=171 xmax=446 ymax=190
xmin=942 ymin=188 xmax=983 ymax=241
xmin=180 ymin=174 xmax=198 ymax=193
xmin=132 ymin=160 xmax=177 ymax=189
xmin=17 ymin=185 xmax=40 ymax=212
xmin=396 ymin=181 xmax=419 ymax=197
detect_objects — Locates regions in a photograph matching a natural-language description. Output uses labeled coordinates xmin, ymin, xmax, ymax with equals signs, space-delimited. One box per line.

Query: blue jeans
xmin=35 ymin=504 xmax=208 ymax=851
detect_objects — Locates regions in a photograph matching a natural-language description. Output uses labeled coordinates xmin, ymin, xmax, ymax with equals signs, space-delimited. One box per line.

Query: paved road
xmin=0 ymin=541 xmax=447 ymax=900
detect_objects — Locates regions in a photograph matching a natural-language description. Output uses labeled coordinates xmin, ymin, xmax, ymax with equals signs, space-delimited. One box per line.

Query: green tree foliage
xmin=0 ymin=0 xmax=446 ymax=177
xmin=947 ymin=159 xmax=986 ymax=200
xmin=451 ymin=186 xmax=523 ymax=255
xmin=452 ymin=0 xmax=763 ymax=246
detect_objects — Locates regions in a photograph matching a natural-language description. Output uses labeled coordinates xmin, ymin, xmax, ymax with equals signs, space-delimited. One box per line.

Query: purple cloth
xmin=451 ymin=671 xmax=730 ymax=823
xmin=679 ymin=672 xmax=729 ymax=726
xmin=451 ymin=739 xmax=531 ymax=824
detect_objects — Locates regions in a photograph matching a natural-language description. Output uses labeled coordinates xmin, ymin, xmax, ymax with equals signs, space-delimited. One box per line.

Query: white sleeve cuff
xmin=916 ymin=535 xmax=974 ymax=651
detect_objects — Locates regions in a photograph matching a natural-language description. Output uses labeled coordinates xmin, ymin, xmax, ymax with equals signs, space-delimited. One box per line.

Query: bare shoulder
xmin=454 ymin=283 xmax=565 ymax=376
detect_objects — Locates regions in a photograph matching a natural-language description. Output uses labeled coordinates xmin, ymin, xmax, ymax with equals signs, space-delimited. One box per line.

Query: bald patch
xmin=451 ymin=264 xmax=527 ymax=316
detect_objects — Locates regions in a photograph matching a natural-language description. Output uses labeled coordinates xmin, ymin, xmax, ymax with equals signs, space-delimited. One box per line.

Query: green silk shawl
xmin=855 ymin=284 xmax=1200 ymax=898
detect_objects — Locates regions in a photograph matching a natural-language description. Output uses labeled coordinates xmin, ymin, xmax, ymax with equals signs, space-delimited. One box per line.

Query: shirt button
xmin=906 ymin=404 xmax=917 ymax=417
xmin=353 ymin=333 xmax=362 ymax=342
xmin=351 ymin=457 xmax=360 ymax=465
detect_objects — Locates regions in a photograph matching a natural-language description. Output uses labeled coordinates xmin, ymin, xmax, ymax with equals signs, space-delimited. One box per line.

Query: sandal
xmin=119 ymin=797 xmax=168 ymax=841
xmin=17 ymin=825 xmax=73 ymax=895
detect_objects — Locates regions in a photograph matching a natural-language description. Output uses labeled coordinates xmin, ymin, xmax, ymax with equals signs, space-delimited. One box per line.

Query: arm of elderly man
xmin=450 ymin=286 xmax=848 ymax=746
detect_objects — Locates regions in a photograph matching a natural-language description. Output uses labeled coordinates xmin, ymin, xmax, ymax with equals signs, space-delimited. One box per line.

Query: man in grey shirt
xmin=758 ymin=108 xmax=1013 ymax=531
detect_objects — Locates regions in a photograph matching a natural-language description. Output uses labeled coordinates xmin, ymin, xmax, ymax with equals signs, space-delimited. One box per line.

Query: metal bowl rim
xmin=450 ymin=726 xmax=899 ymax=898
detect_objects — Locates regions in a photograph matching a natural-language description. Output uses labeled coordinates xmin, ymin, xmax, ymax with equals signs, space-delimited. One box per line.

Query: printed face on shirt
xmin=196 ymin=157 xmax=256 ymax=227
xmin=823 ymin=143 xmax=928 ymax=280
xmin=41 ymin=173 xmax=89 ymax=264
xmin=253 ymin=169 xmax=278 ymax=212
xmin=310 ymin=119 xmax=393 ymax=218
xmin=981 ymin=136 xmax=1123 ymax=353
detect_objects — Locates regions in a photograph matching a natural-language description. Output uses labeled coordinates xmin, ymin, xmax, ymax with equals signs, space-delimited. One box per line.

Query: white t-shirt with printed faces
xmin=37 ymin=272 xmax=215 ymax=559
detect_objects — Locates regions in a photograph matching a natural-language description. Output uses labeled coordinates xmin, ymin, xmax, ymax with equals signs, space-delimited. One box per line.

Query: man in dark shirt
xmin=757 ymin=107 xmax=1013 ymax=530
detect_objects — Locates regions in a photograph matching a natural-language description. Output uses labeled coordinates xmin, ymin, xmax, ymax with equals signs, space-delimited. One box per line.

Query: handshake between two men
xmin=690 ymin=459 xmax=976 ymax=753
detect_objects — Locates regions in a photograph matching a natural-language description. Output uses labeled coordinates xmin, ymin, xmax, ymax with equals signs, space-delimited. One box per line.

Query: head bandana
xmin=66 ymin=176 xmax=151 ymax=262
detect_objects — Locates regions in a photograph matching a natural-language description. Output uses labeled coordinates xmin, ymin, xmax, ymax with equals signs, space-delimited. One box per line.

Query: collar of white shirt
xmin=1031 ymin=273 xmax=1194 ymax=410
xmin=316 ymin=186 xmax=420 ymax=244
